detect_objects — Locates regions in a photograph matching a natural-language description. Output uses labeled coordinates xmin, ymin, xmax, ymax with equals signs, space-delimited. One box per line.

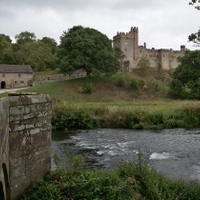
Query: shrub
xmin=146 ymin=113 xmax=164 ymax=125
xmin=124 ymin=112 xmax=141 ymax=128
xmin=184 ymin=112 xmax=199 ymax=128
xmin=52 ymin=104 xmax=99 ymax=130
xmin=130 ymin=79 xmax=138 ymax=90
xmin=117 ymin=78 xmax=125 ymax=87
xmin=137 ymin=79 xmax=145 ymax=89
xmin=79 ymin=81 xmax=93 ymax=93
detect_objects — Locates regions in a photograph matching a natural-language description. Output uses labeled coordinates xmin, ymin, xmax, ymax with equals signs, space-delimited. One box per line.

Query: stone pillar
xmin=8 ymin=93 xmax=52 ymax=199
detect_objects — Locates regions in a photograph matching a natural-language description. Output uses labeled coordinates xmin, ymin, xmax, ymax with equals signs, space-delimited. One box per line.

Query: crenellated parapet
xmin=113 ymin=26 xmax=186 ymax=71
xmin=113 ymin=27 xmax=138 ymax=40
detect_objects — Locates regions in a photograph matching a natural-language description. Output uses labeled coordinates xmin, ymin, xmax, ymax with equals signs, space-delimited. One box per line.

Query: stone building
xmin=113 ymin=27 xmax=186 ymax=71
xmin=0 ymin=64 xmax=34 ymax=89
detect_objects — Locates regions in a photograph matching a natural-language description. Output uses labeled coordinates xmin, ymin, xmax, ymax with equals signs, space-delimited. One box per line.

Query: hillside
xmin=20 ymin=69 xmax=171 ymax=103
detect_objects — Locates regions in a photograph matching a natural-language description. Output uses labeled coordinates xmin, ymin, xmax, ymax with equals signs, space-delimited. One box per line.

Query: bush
xmin=52 ymin=104 xmax=99 ymax=130
xmin=124 ymin=112 xmax=141 ymax=128
xmin=79 ymin=81 xmax=93 ymax=93
xmin=117 ymin=78 xmax=125 ymax=87
xmin=130 ymin=79 xmax=138 ymax=90
xmin=146 ymin=113 xmax=164 ymax=125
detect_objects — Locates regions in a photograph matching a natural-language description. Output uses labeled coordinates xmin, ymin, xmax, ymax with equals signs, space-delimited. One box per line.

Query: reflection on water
xmin=52 ymin=128 xmax=200 ymax=181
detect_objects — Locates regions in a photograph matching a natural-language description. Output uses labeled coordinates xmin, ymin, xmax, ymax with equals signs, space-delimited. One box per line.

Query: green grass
xmin=2 ymin=70 xmax=200 ymax=129
xmin=0 ymin=92 xmax=9 ymax=98
xmin=20 ymin=70 xmax=170 ymax=103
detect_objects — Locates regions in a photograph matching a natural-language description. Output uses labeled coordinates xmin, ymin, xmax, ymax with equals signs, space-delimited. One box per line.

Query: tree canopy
xmin=57 ymin=25 xmax=123 ymax=77
xmin=136 ymin=56 xmax=150 ymax=76
xmin=169 ymin=50 xmax=200 ymax=99
xmin=188 ymin=0 xmax=200 ymax=45
xmin=17 ymin=41 xmax=55 ymax=71
xmin=0 ymin=34 xmax=17 ymax=64
xmin=189 ymin=0 xmax=200 ymax=10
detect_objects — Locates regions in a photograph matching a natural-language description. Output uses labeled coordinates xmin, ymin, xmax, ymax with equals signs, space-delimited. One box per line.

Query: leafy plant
xmin=52 ymin=104 xmax=99 ymax=130
xmin=117 ymin=77 xmax=125 ymax=87
xmin=130 ymin=79 xmax=138 ymax=90
xmin=79 ymin=81 xmax=93 ymax=93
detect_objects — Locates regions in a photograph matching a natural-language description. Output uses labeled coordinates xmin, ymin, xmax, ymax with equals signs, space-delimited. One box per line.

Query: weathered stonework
xmin=113 ymin=27 xmax=186 ymax=71
xmin=34 ymin=69 xmax=87 ymax=85
xmin=0 ymin=93 xmax=52 ymax=200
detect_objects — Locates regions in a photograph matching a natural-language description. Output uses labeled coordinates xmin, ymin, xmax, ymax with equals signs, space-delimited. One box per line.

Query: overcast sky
xmin=0 ymin=0 xmax=199 ymax=50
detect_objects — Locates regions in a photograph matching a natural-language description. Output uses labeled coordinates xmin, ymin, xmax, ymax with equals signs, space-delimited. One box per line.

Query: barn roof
xmin=0 ymin=64 xmax=33 ymax=74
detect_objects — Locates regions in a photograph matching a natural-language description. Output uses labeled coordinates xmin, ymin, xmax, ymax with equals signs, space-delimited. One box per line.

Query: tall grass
xmin=52 ymin=101 xmax=200 ymax=130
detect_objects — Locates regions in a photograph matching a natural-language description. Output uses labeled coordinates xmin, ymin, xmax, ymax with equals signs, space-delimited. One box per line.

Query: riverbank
xmin=21 ymin=151 xmax=200 ymax=200
xmin=52 ymin=101 xmax=200 ymax=130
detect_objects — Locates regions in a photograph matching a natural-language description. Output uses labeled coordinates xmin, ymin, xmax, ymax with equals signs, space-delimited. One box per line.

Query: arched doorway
xmin=0 ymin=181 xmax=5 ymax=200
xmin=1 ymin=82 xmax=6 ymax=89
xmin=2 ymin=164 xmax=10 ymax=200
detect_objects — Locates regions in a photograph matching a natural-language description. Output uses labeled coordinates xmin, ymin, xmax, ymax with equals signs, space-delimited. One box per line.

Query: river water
xmin=52 ymin=128 xmax=200 ymax=181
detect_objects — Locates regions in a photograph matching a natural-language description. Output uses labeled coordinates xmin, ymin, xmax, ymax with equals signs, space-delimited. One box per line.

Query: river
xmin=52 ymin=128 xmax=200 ymax=181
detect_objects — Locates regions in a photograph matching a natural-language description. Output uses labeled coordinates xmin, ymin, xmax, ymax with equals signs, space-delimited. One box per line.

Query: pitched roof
xmin=0 ymin=64 xmax=33 ymax=74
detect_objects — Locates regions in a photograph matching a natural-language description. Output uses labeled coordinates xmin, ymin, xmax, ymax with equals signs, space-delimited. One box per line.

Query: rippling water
xmin=52 ymin=128 xmax=200 ymax=181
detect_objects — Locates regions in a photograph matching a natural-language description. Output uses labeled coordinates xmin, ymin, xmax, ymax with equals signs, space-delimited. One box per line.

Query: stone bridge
xmin=0 ymin=93 xmax=52 ymax=200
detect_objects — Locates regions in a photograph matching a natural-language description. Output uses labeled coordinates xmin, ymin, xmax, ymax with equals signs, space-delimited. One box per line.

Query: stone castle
xmin=113 ymin=27 xmax=186 ymax=71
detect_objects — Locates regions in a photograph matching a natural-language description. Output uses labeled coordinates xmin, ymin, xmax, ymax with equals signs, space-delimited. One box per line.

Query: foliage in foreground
xmin=21 ymin=153 xmax=200 ymax=200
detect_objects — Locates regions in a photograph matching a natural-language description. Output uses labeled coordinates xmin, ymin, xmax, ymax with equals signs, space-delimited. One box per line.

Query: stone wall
xmin=34 ymin=69 xmax=87 ymax=85
xmin=0 ymin=93 xmax=52 ymax=200
xmin=8 ymin=93 xmax=52 ymax=199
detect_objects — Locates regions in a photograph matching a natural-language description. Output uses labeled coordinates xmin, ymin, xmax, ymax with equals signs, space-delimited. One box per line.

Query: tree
xmin=0 ymin=34 xmax=17 ymax=64
xmin=40 ymin=37 xmax=57 ymax=54
xmin=15 ymin=31 xmax=36 ymax=45
xmin=169 ymin=50 xmax=200 ymax=99
xmin=57 ymin=25 xmax=123 ymax=77
xmin=14 ymin=31 xmax=37 ymax=52
xmin=136 ymin=56 xmax=150 ymax=76
xmin=17 ymin=41 xmax=55 ymax=71
xmin=188 ymin=0 xmax=200 ymax=45
xmin=189 ymin=0 xmax=200 ymax=10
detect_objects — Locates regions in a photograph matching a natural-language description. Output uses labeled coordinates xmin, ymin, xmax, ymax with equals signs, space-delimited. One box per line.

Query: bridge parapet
xmin=0 ymin=93 xmax=52 ymax=200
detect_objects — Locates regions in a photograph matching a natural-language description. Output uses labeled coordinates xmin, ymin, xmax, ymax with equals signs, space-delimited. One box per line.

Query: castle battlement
xmin=113 ymin=27 xmax=138 ymax=40
xmin=113 ymin=27 xmax=185 ymax=71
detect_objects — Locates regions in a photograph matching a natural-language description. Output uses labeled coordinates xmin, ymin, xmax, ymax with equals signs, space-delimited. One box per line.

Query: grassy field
xmin=2 ymin=69 xmax=200 ymax=129
xmin=16 ymin=69 xmax=199 ymax=110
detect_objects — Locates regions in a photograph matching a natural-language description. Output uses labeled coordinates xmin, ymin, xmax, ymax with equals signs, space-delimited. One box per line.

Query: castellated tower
xmin=113 ymin=27 xmax=186 ymax=71
xmin=113 ymin=27 xmax=139 ymax=71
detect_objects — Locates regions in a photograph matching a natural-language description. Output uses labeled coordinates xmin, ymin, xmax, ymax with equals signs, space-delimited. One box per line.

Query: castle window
xmin=2 ymin=73 xmax=5 ymax=77
xmin=18 ymin=74 xmax=21 ymax=77
xmin=20 ymin=81 xmax=24 ymax=84
xmin=15 ymin=81 xmax=17 ymax=84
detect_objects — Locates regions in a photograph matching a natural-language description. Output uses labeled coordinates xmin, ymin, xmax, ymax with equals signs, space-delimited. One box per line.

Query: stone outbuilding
xmin=0 ymin=64 xmax=34 ymax=89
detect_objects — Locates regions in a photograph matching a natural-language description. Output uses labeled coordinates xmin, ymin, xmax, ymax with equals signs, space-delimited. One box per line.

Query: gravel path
xmin=0 ymin=87 xmax=29 ymax=94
